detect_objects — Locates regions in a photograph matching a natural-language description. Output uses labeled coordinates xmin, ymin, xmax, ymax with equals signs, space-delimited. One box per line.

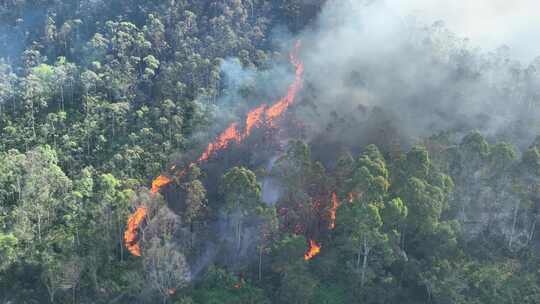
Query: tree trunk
xmin=37 ymin=213 xmax=42 ymax=243
xmin=509 ymin=200 xmax=520 ymax=250
xmin=60 ymin=85 xmax=64 ymax=112
xmin=236 ymin=220 xmax=242 ymax=252
xmin=356 ymin=247 xmax=361 ymax=270
xmin=360 ymin=238 xmax=370 ymax=287
xmin=48 ymin=290 xmax=55 ymax=304
xmin=487 ymin=190 xmax=500 ymax=235
xmin=72 ymin=285 xmax=76 ymax=304
xmin=258 ymin=246 xmax=263 ymax=281
xmin=528 ymin=215 xmax=537 ymax=245
xmin=111 ymin=111 xmax=115 ymax=138
xmin=119 ymin=224 xmax=124 ymax=262
xmin=30 ymin=98 xmax=36 ymax=139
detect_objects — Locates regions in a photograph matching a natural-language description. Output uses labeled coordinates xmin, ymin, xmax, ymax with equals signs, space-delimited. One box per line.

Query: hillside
xmin=1 ymin=1 xmax=540 ymax=303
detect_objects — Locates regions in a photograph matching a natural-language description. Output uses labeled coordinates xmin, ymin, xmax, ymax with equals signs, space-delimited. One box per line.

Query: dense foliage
xmin=1 ymin=1 xmax=539 ymax=303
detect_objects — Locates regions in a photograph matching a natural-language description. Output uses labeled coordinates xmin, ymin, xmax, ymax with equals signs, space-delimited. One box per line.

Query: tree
xmin=220 ymin=166 xmax=262 ymax=252
xmin=449 ymin=131 xmax=490 ymax=222
xmin=192 ymin=266 xmax=270 ymax=304
xmin=11 ymin=146 xmax=72 ymax=247
xmin=338 ymin=200 xmax=388 ymax=289
xmin=333 ymin=145 xmax=393 ymax=290
xmin=143 ymin=238 xmax=190 ymax=304
xmin=0 ymin=233 xmax=18 ymax=271
xmin=271 ymin=235 xmax=319 ymax=304
xmin=485 ymin=142 xmax=518 ymax=238
xmin=179 ymin=165 xmax=207 ymax=248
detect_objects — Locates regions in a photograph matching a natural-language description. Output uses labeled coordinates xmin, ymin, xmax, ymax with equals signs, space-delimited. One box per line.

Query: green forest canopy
xmin=1 ymin=1 xmax=540 ymax=303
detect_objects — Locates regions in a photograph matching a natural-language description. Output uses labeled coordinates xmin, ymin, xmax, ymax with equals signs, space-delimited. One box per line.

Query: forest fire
xmin=244 ymin=104 xmax=266 ymax=137
xmin=329 ymin=192 xmax=339 ymax=229
xmin=124 ymin=207 xmax=147 ymax=256
xmin=151 ymin=175 xmax=172 ymax=193
xmin=197 ymin=123 xmax=242 ymax=162
xmin=304 ymin=239 xmax=321 ymax=260
xmin=197 ymin=41 xmax=304 ymax=162
xmin=123 ymin=41 xmax=304 ymax=257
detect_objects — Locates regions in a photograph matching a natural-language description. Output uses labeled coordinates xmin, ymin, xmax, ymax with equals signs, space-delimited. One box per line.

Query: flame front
xmin=124 ymin=207 xmax=147 ymax=256
xmin=151 ymin=175 xmax=172 ymax=193
xmin=198 ymin=123 xmax=242 ymax=162
xmin=304 ymin=239 xmax=321 ymax=260
xmin=197 ymin=41 xmax=304 ymax=162
xmin=329 ymin=192 xmax=339 ymax=229
xmin=266 ymin=43 xmax=304 ymax=125
xmin=123 ymin=41 xmax=304 ymax=256
xmin=244 ymin=104 xmax=266 ymax=137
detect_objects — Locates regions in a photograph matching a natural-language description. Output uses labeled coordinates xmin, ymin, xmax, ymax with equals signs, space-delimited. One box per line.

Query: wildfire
xmin=244 ymin=104 xmax=266 ymax=137
xmin=124 ymin=207 xmax=147 ymax=256
xmin=123 ymin=41 xmax=304 ymax=256
xmin=329 ymin=192 xmax=339 ymax=229
xmin=304 ymin=239 xmax=321 ymax=260
xmin=198 ymin=123 xmax=242 ymax=162
xmin=197 ymin=41 xmax=304 ymax=162
xmin=151 ymin=175 xmax=172 ymax=193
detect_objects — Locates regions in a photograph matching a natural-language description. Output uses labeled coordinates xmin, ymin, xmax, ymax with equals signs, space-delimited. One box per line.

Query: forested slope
xmin=1 ymin=1 xmax=540 ymax=304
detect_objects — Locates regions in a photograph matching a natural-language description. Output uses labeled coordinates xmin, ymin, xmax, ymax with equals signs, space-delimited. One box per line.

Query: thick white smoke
xmin=385 ymin=0 xmax=540 ymax=62
xmin=295 ymin=0 xmax=540 ymax=149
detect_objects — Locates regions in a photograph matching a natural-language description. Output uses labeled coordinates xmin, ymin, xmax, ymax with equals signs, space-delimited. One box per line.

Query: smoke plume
xmin=295 ymin=0 xmax=540 ymax=150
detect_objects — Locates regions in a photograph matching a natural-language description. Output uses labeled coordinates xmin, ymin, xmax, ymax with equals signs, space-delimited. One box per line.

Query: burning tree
xmin=272 ymin=140 xmax=334 ymax=259
xmin=123 ymin=41 xmax=304 ymax=257
xmin=331 ymin=144 xmax=404 ymax=290
xmin=270 ymin=235 xmax=319 ymax=304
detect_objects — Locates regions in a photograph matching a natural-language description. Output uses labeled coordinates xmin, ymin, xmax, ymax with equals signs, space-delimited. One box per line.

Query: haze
xmin=386 ymin=0 xmax=540 ymax=62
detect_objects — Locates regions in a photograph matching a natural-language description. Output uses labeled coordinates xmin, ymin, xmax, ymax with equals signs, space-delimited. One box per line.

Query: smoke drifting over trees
xmin=1 ymin=0 xmax=540 ymax=303
xmin=296 ymin=0 xmax=540 ymax=150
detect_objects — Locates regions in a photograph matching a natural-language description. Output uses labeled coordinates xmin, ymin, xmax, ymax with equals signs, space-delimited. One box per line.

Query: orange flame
xmin=304 ymin=239 xmax=321 ymax=260
xmin=198 ymin=122 xmax=242 ymax=162
xmin=151 ymin=175 xmax=172 ymax=193
xmin=124 ymin=207 xmax=147 ymax=256
xmin=197 ymin=41 xmax=304 ymax=162
xmin=245 ymin=104 xmax=266 ymax=137
xmin=329 ymin=192 xmax=339 ymax=229
xmin=124 ymin=41 xmax=304 ymax=256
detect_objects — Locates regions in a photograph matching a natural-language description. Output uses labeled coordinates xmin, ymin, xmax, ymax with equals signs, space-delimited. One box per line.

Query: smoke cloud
xmin=295 ymin=0 xmax=540 ymax=150
xmin=385 ymin=0 xmax=540 ymax=62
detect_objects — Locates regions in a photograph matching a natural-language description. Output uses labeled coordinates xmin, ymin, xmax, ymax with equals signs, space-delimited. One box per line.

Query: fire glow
xmin=304 ymin=239 xmax=321 ymax=260
xmin=329 ymin=192 xmax=339 ymax=229
xmin=124 ymin=206 xmax=147 ymax=257
xmin=197 ymin=40 xmax=304 ymax=163
xmin=151 ymin=175 xmax=172 ymax=193
xmin=123 ymin=41 xmax=304 ymax=257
